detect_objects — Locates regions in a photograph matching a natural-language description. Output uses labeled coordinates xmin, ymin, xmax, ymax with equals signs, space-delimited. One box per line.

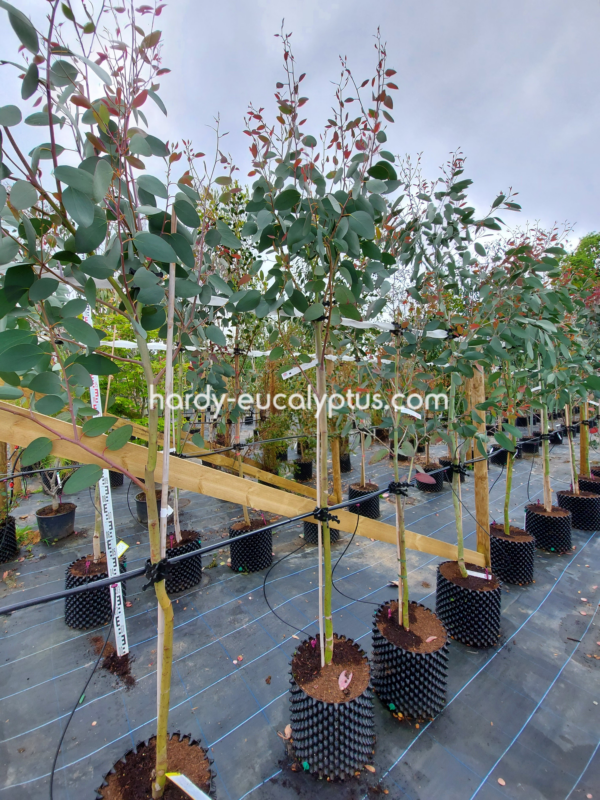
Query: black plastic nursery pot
xmin=590 ymin=466 xmax=600 ymax=479
xmin=416 ymin=464 xmax=444 ymax=494
xmin=519 ymin=435 xmax=540 ymax=455
xmin=556 ymin=490 xmax=600 ymax=531
xmin=165 ymin=530 xmax=203 ymax=594
xmin=578 ymin=474 xmax=600 ymax=495
xmin=371 ymin=600 xmax=448 ymax=721
xmin=135 ymin=491 xmax=172 ymax=526
xmin=277 ymin=447 xmax=289 ymax=461
xmin=375 ymin=427 xmax=389 ymax=443
xmin=435 ymin=561 xmax=501 ymax=648
xmin=525 ymin=504 xmax=572 ymax=554
xmin=489 ymin=524 xmax=535 ymax=586
xmin=549 ymin=430 xmax=564 ymax=445
xmin=303 ymin=520 xmax=340 ymax=545
xmin=109 ymin=470 xmax=124 ymax=488
xmin=489 ymin=444 xmax=508 ymax=466
xmin=65 ymin=554 xmax=127 ymax=630
xmin=0 ymin=516 xmax=18 ymax=564
xmin=96 ymin=732 xmax=215 ymax=799
xmin=293 ymin=459 xmax=313 ymax=482
xmin=36 ymin=502 xmax=76 ymax=541
xmin=339 ymin=453 xmax=352 ymax=473
xmin=289 ymin=634 xmax=375 ymax=780
xmin=516 ymin=416 xmax=528 ymax=427
xmin=348 ymin=483 xmax=380 ymax=519
xmin=229 ymin=519 xmax=273 ymax=573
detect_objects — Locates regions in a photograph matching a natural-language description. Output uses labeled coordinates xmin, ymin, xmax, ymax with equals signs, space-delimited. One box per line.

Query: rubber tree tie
xmin=312 ymin=507 xmax=340 ymax=525
xmin=142 ymin=557 xmax=172 ymax=591
xmin=539 ymin=433 xmax=553 ymax=441
xmin=387 ymin=481 xmax=409 ymax=496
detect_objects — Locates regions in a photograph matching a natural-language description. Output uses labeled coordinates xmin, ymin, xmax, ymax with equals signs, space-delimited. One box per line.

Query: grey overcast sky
xmin=7 ymin=0 xmax=600 ymax=241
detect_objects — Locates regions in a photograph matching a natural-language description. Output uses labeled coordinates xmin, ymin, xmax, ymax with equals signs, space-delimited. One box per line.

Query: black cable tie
xmin=390 ymin=322 xmax=404 ymax=337
xmin=580 ymin=418 xmax=597 ymax=427
xmin=539 ymin=433 xmax=553 ymax=441
xmin=232 ymin=443 xmax=244 ymax=451
xmin=388 ymin=481 xmax=409 ymax=496
xmin=446 ymin=463 xmax=468 ymax=477
xmin=142 ymin=557 xmax=171 ymax=590
xmin=312 ymin=507 xmax=340 ymax=524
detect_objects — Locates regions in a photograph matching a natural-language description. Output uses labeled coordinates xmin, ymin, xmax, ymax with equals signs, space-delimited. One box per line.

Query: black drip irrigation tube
xmin=0 ymin=425 xmax=575 ymax=618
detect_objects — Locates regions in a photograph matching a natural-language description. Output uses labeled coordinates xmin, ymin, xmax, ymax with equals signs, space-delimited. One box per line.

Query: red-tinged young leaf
xmin=71 ymin=94 xmax=91 ymax=108
xmin=385 ymin=69 xmax=397 ymax=76
xmin=387 ymin=82 xmax=399 ymax=90
xmin=238 ymin=274 xmax=252 ymax=285
xmin=415 ymin=472 xmax=436 ymax=485
xmin=382 ymin=110 xmax=394 ymax=123
xmin=126 ymin=155 xmax=145 ymax=169
xmin=133 ymin=89 xmax=148 ymax=107
xmin=155 ymin=4 xmax=167 ymax=14
xmin=156 ymin=68 xmax=170 ymax=75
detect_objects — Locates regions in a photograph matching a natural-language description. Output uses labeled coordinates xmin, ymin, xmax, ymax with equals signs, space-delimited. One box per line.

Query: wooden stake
xmin=468 ymin=365 xmax=491 ymax=565
xmin=580 ymin=397 xmax=589 ymax=477
xmin=0 ymin=442 xmax=7 ymax=519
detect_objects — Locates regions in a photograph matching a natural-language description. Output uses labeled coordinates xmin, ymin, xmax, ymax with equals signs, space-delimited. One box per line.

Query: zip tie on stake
xmin=312 ymin=507 xmax=340 ymax=525
xmin=142 ymin=558 xmax=171 ymax=590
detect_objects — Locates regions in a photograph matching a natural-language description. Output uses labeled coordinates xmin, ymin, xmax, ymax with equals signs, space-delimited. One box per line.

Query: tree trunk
xmin=542 ymin=405 xmax=552 ymax=512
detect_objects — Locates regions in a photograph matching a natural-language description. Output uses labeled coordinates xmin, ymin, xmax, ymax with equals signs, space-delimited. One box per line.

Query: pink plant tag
xmin=387 ymin=608 xmax=393 ymax=619
xmin=310 ymin=639 xmax=317 ymax=648
xmin=85 ymin=560 xmax=90 ymax=575
xmin=425 ymin=636 xmax=437 ymax=643
xmin=338 ymin=670 xmax=353 ymax=691
xmin=169 ymin=534 xmax=174 ymax=549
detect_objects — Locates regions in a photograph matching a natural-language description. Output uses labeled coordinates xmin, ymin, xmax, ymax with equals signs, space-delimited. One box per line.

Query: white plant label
xmin=466 ymin=569 xmax=493 ymax=581
xmin=166 ymin=773 xmax=211 ymax=799
xmin=83 ymin=305 xmax=129 ymax=657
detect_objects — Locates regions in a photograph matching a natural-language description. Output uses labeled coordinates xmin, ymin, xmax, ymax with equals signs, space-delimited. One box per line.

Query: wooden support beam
xmin=331 ymin=437 xmax=342 ymax=504
xmin=467 ymin=365 xmax=491 ymax=566
xmin=0 ymin=402 xmax=485 ymax=566
xmin=0 ymin=442 xmax=7 ymax=518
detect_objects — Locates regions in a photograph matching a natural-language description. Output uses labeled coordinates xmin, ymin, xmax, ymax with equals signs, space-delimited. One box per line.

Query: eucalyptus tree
xmin=241 ymin=30 xmax=410 ymax=665
xmin=0 ymin=1 xmax=245 ymax=794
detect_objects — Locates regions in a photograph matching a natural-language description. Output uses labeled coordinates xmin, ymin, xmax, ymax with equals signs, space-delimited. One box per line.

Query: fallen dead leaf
xmin=125 ymin=601 xmax=133 ymax=608
xmin=364 ymin=765 xmax=376 ymax=773
xmin=292 ymin=635 xmax=300 ymax=640
xmin=265 ymin=676 xmax=272 ymax=685
xmin=498 ymin=778 xmax=506 ymax=786
xmin=425 ymin=636 xmax=437 ymax=643
xmin=284 ymin=724 xmax=292 ymax=738
xmin=92 ymin=721 xmax=97 ymax=727
xmin=581 ymin=611 xmax=587 ymax=616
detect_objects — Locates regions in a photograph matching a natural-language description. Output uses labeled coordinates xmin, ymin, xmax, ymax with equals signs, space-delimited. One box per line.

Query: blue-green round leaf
xmin=75 ymin=353 xmax=120 ymax=375
xmin=174 ymin=199 xmax=200 ymax=228
xmin=134 ymin=231 xmax=177 ymax=262
xmin=82 ymin=415 xmax=117 ymax=437
xmin=62 ymin=186 xmax=95 ymax=227
xmin=50 ymin=59 xmax=78 ymax=87
xmin=62 ymin=317 xmax=101 ymax=349
xmin=29 ymin=278 xmax=58 ymax=301
xmin=25 ymin=111 xmax=60 ymax=126
xmin=0 ymin=384 xmax=23 ymax=400
xmin=21 ymin=436 xmax=53 ymax=467
xmin=235 ymin=290 xmax=261 ymax=312
xmin=0 ymin=237 xmax=20 ymax=266
xmin=73 ymin=207 xmax=107 ymax=253
xmin=136 ymin=174 xmax=168 ymax=199
xmin=5 ymin=5 xmax=39 ymax=54
xmin=304 ymin=303 xmax=325 ymax=321
xmin=215 ymin=220 xmax=241 ymax=250
xmin=35 ymin=394 xmax=65 ymax=415
xmin=10 ymin=180 xmax=37 ymax=210
xmin=0 ymin=343 xmax=43 ymax=372
xmin=0 ymin=105 xmax=22 ymax=127
xmin=205 ymin=325 xmax=226 ymax=347
xmin=21 ymin=61 xmax=38 ymax=100
xmin=62 ymin=464 xmax=103 ymax=494
xmin=54 ymin=165 xmax=94 ymax=196
xmin=61 ymin=298 xmax=88 ymax=318
xmin=106 ymin=424 xmax=132 ymax=451
xmin=79 ymin=255 xmax=114 ymax=280
xmin=274 ymin=188 xmax=301 ymax=211
xmin=27 ymin=371 xmax=62 ymax=394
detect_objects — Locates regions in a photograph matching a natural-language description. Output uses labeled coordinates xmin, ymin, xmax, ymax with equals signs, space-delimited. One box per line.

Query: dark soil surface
xmin=98 ymin=734 xmax=211 ymax=800
xmin=36 ymin=502 xmax=76 ymax=518
xmin=69 ymin=554 xmax=110 ymax=577
xmin=230 ymin=518 xmax=269 ymax=533
xmin=440 ymin=560 xmax=500 ymax=592
xmin=490 ymin=524 xmax=533 ymax=543
xmin=291 ymin=635 xmax=370 ymax=703
xmin=350 ymin=482 xmax=379 ymax=492
xmin=525 ymin=503 xmax=571 ymax=517
xmin=166 ymin=529 xmax=201 ymax=549
xmin=376 ymin=600 xmax=447 ymax=653
xmin=557 ymin=490 xmax=600 ymax=499
xmin=90 ymin=636 xmax=136 ymax=689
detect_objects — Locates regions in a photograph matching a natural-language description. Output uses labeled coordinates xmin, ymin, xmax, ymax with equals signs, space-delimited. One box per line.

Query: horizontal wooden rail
xmin=0 ymin=402 xmax=485 ymax=566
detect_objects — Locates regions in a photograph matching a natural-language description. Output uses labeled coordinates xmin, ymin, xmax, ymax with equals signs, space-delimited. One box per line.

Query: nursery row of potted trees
xmin=1 ymin=0 xmax=599 ymax=793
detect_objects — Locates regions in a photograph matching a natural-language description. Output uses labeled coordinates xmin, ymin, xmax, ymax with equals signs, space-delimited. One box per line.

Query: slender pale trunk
xmin=315 ymin=321 xmax=333 ymax=666
xmin=542 ymin=405 xmax=552 ymax=512
xmin=448 ymin=376 xmax=467 ymax=577
xmin=360 ymin=431 xmax=366 ymax=487
xmin=580 ymin=397 xmax=589 ymax=478
xmin=172 ymin=356 xmax=183 ymax=543
xmin=331 ymin=437 xmax=342 ymax=504
xmin=566 ymin=404 xmax=578 ymax=494
xmin=104 ymin=326 xmax=117 ymax=414
xmin=92 ymin=482 xmax=102 ymax=562
xmin=234 ymin=344 xmax=250 ymax=525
